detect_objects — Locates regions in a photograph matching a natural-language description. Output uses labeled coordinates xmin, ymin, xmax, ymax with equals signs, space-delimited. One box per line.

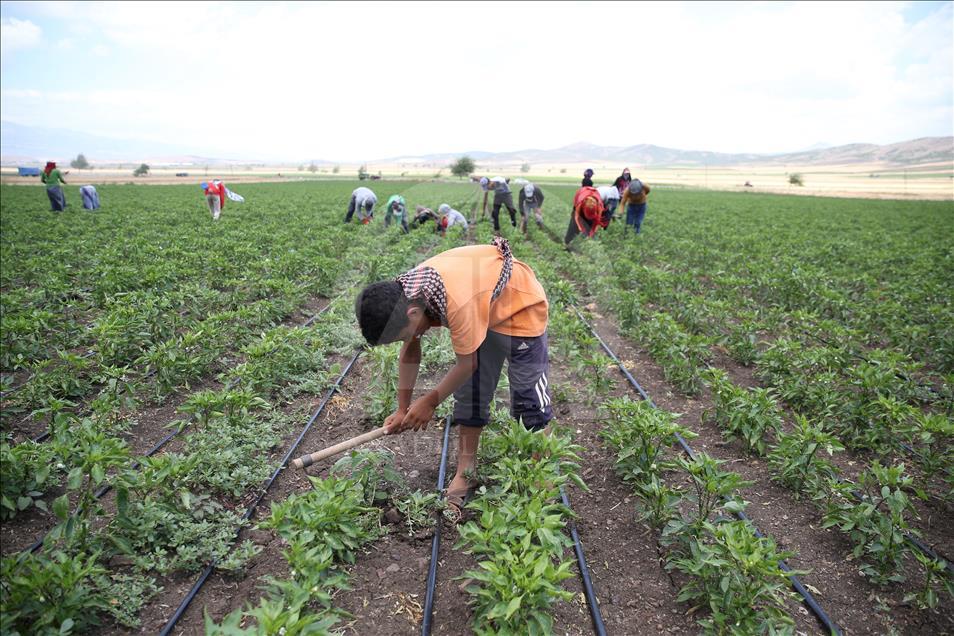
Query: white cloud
xmin=0 ymin=17 xmax=41 ymax=58
xmin=1 ymin=1 xmax=951 ymax=159
xmin=91 ymin=43 xmax=109 ymax=57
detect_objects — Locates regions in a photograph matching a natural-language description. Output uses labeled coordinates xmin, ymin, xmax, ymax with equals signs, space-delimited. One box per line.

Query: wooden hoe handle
xmin=292 ymin=426 xmax=388 ymax=469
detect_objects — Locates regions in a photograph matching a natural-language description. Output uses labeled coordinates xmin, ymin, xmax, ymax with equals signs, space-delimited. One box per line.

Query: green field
xmin=1 ymin=181 xmax=951 ymax=634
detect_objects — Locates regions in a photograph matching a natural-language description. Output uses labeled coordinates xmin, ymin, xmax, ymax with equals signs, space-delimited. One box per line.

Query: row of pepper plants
xmin=203 ymin=184 xmax=489 ymax=632
xmin=522 ymin=223 xmax=806 ymax=631
xmin=0 ymin=180 xmax=470 ymax=633
xmin=524 ymin=184 xmax=953 ymax=618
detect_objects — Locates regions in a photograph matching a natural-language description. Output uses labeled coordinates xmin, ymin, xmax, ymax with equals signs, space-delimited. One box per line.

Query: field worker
xmin=355 ymin=237 xmax=551 ymax=522
xmin=597 ymin=185 xmax=620 ymax=222
xmin=437 ymin=203 xmax=467 ymax=237
xmin=202 ymin=180 xmax=226 ymax=221
xmin=613 ymin=167 xmax=632 ymax=197
xmin=345 ymin=186 xmax=377 ymax=224
xmin=564 ymin=185 xmax=607 ymax=245
xmin=479 ymin=176 xmax=518 ymax=232
xmin=620 ymin=177 xmax=651 ymax=235
xmin=80 ymin=185 xmax=100 ymax=210
xmin=411 ymin=204 xmax=439 ymax=229
xmin=517 ymin=183 xmax=545 ymax=234
xmin=581 ymin=168 xmax=594 ymax=187
xmin=41 ymin=161 xmax=68 ymax=211
xmin=384 ymin=194 xmax=410 ymax=233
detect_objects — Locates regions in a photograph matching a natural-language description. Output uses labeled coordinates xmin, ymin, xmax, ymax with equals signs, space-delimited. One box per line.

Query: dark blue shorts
xmin=453 ymin=330 xmax=552 ymax=431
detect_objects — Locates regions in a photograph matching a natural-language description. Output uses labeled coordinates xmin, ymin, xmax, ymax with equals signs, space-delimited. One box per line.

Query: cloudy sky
xmin=1 ymin=1 xmax=951 ymax=161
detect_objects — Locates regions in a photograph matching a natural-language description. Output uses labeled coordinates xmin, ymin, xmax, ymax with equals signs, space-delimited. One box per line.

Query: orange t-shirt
xmin=419 ymin=245 xmax=548 ymax=355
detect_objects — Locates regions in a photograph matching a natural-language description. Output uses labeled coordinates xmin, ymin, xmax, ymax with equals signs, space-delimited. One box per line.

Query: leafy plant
xmin=667 ymin=520 xmax=799 ymax=635
xmin=820 ymin=462 xmax=921 ymax=584
xmin=0 ymin=438 xmax=57 ymax=520
xmin=600 ymin=397 xmax=695 ymax=485
xmin=767 ymin=415 xmax=844 ymax=496
xmin=705 ymin=368 xmax=783 ymax=455
xmin=0 ymin=550 xmax=110 ymax=635
xmin=393 ymin=490 xmax=441 ymax=537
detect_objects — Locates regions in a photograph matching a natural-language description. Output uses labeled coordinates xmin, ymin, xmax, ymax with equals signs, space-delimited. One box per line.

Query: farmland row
xmin=519 ymin=185 xmax=953 ymax=632
xmin=0 ymin=181 xmax=481 ymax=633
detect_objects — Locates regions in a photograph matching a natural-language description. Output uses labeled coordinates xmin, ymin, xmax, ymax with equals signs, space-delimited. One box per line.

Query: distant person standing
xmin=517 ymin=183 xmax=545 ymax=234
xmin=345 ymin=186 xmax=378 ymax=224
xmin=620 ymin=177 xmax=651 ymax=235
xmin=597 ymin=185 xmax=620 ymax=223
xmin=80 ymin=185 xmax=100 ymax=210
xmin=202 ymin=180 xmax=226 ymax=221
xmin=479 ymin=176 xmax=518 ymax=232
xmin=41 ymin=162 xmax=68 ymax=211
xmin=581 ymin=168 xmax=594 ymax=187
xmin=384 ymin=194 xmax=409 ymax=233
xmin=613 ymin=167 xmax=632 ymax=197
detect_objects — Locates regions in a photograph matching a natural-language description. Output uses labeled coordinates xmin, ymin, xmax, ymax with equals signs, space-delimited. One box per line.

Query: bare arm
xmin=397 ymin=350 xmax=477 ymax=432
xmin=397 ymin=337 xmax=422 ymax=413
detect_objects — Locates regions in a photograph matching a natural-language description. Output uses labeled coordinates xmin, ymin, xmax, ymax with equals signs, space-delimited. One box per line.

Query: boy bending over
xmin=355 ymin=238 xmax=552 ymax=520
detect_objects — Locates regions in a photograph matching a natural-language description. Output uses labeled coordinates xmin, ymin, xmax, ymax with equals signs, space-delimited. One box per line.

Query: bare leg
xmin=448 ymin=425 xmax=482 ymax=492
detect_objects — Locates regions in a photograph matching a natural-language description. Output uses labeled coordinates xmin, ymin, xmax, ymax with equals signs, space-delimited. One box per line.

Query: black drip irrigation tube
xmin=22 ymin=304 xmax=339 ymax=555
xmin=560 ymin=485 xmax=608 ymax=636
xmin=421 ymin=415 xmax=453 ymax=636
xmin=571 ymin=306 xmax=845 ymax=636
xmin=158 ymin=348 xmax=362 ymax=636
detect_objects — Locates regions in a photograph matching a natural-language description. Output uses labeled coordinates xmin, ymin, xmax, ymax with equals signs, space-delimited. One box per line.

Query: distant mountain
xmin=0 ymin=121 xmax=291 ymax=166
xmin=400 ymin=138 xmax=953 ymax=167
xmin=762 ymin=137 xmax=954 ymax=166
xmin=0 ymin=121 xmax=207 ymax=164
xmin=3 ymin=120 xmax=950 ymax=168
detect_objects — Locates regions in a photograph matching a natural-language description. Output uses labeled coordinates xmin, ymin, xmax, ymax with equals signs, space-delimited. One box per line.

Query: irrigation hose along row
xmin=158 ymin=348 xmax=363 ymax=636
xmin=21 ymin=303 xmax=337 ymax=556
xmin=560 ymin=484 xmax=608 ymax=636
xmin=421 ymin=415 xmax=453 ymax=636
xmin=571 ymin=306 xmax=845 ymax=636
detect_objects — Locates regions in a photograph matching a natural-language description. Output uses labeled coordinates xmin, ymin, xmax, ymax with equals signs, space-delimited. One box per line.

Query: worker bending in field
xmin=564 ymin=185 xmax=607 ymax=245
xmin=355 ymin=238 xmax=552 ymax=522
xmin=517 ymin=183 xmax=545 ymax=235
xmin=620 ymin=177 xmax=651 ymax=234
xmin=345 ymin=186 xmax=378 ymax=224
xmin=437 ymin=203 xmax=467 ymax=237
xmin=479 ymin=176 xmax=518 ymax=232
xmin=411 ymin=205 xmax=439 ymax=229
xmin=384 ymin=194 xmax=409 ymax=233
xmin=597 ymin=184 xmax=620 ymax=222
xmin=202 ymin=180 xmax=226 ymax=220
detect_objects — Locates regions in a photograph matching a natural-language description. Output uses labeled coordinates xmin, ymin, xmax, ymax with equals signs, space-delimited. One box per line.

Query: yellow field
xmin=2 ymin=160 xmax=951 ymax=200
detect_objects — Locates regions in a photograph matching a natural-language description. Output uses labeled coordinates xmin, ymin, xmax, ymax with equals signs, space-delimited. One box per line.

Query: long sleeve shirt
xmin=621 ymin=181 xmax=651 ymax=206
xmin=41 ymin=169 xmax=66 ymax=187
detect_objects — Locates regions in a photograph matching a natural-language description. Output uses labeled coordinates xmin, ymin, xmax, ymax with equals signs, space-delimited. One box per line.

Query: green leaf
xmin=52 ymin=494 xmax=70 ymax=520
xmin=504 ymin=594 xmax=523 ymax=620
xmin=67 ymin=467 xmax=84 ymax=490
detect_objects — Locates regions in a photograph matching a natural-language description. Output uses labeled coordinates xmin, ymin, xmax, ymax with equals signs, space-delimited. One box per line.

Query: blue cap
xmin=200 ymin=182 xmax=208 ymax=190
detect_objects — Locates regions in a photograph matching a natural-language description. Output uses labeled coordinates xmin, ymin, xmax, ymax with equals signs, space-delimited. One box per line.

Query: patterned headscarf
xmin=396 ymin=238 xmax=514 ymax=324
xmin=490 ymin=236 xmax=512 ymax=301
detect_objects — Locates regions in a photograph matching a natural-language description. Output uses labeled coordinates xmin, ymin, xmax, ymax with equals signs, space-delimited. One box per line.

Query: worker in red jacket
xmin=202 ymin=180 xmax=226 ymax=220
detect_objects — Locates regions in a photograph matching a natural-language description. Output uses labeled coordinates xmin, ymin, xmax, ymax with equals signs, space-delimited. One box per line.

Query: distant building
xmin=17 ymin=167 xmax=41 ymax=177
